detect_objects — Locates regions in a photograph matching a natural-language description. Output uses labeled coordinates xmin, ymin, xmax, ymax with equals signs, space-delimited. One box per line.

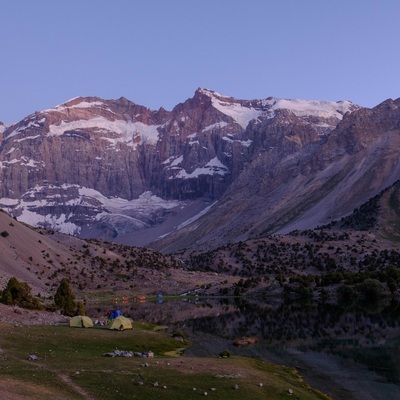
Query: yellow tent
xmin=69 ymin=315 xmax=94 ymax=328
xmin=107 ymin=316 xmax=133 ymax=331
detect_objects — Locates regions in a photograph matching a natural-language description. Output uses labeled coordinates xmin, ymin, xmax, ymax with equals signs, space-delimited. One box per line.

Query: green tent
xmin=69 ymin=315 xmax=94 ymax=328
xmin=107 ymin=316 xmax=133 ymax=331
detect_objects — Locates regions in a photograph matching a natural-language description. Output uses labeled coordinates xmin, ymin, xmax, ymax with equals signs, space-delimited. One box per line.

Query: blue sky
xmin=1 ymin=0 xmax=399 ymax=122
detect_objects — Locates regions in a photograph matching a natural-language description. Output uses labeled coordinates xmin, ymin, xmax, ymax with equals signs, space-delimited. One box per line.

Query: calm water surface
xmin=87 ymin=297 xmax=400 ymax=400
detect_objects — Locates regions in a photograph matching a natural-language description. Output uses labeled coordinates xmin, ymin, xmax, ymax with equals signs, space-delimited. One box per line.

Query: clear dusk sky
xmin=1 ymin=0 xmax=399 ymax=122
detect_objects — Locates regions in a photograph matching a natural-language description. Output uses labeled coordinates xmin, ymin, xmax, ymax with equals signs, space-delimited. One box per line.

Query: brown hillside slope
xmin=0 ymin=210 xmax=237 ymax=299
xmin=0 ymin=210 xmax=77 ymax=295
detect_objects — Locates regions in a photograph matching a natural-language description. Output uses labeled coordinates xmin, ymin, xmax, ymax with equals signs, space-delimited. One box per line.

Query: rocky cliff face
xmin=1 ymin=89 xmax=399 ymax=251
xmin=149 ymin=95 xmax=400 ymax=252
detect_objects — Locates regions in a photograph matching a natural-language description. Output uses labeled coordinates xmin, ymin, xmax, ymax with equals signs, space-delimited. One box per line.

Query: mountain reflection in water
xmin=87 ymin=297 xmax=400 ymax=400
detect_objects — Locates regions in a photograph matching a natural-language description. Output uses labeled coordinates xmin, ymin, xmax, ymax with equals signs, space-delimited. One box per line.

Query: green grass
xmin=0 ymin=323 xmax=331 ymax=400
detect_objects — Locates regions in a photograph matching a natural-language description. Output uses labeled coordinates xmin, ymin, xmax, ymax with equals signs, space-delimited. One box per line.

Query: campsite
xmin=0 ymin=317 xmax=330 ymax=400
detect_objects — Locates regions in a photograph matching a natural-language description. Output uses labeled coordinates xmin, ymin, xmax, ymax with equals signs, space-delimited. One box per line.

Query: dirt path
xmin=58 ymin=373 xmax=97 ymax=400
xmin=1 ymin=349 xmax=96 ymax=400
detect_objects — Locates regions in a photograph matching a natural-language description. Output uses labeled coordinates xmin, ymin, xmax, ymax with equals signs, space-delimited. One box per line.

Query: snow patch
xmin=48 ymin=117 xmax=160 ymax=146
xmin=200 ymin=88 xmax=356 ymax=128
xmin=264 ymin=98 xmax=354 ymax=120
xmin=15 ymin=135 xmax=41 ymax=142
xmin=0 ymin=186 xmax=182 ymax=236
xmin=0 ymin=198 xmax=19 ymax=206
xmin=77 ymin=188 xmax=180 ymax=213
xmin=43 ymin=98 xmax=110 ymax=113
xmin=211 ymin=99 xmax=262 ymax=129
xmin=1 ymin=157 xmax=44 ymax=168
xmin=163 ymin=155 xmax=185 ymax=167
xmin=4 ymin=119 xmax=44 ymax=140
xmin=21 ymin=159 xmax=43 ymax=168
xmin=2 ymin=159 xmax=19 ymax=165
xmin=177 ymin=201 xmax=217 ymax=229
xmin=19 ymin=209 xmax=80 ymax=235
xmin=202 ymin=122 xmax=228 ymax=132
xmin=171 ymin=155 xmax=183 ymax=166
xmin=69 ymin=101 xmax=105 ymax=109
xmin=173 ymin=157 xmax=228 ymax=179
xmin=222 ymin=136 xmax=253 ymax=147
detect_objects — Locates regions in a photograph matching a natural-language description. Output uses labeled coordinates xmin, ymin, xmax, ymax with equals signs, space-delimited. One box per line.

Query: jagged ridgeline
xmin=1 ymin=90 xmax=400 ymax=252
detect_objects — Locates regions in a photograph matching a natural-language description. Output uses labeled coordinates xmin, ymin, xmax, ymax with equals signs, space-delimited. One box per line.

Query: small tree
xmin=54 ymin=279 xmax=76 ymax=316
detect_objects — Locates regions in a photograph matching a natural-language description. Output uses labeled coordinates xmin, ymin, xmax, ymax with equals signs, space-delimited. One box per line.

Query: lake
xmin=87 ymin=296 xmax=400 ymax=400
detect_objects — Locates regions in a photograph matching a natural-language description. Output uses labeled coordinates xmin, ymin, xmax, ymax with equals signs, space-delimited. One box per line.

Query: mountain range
xmin=1 ymin=89 xmax=399 ymax=252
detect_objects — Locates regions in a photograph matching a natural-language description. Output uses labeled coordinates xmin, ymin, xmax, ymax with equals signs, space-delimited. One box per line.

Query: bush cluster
xmin=0 ymin=277 xmax=42 ymax=310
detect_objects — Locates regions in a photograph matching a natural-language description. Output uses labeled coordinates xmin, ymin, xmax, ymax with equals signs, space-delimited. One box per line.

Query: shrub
xmin=220 ymin=287 xmax=229 ymax=295
xmin=219 ymin=350 xmax=231 ymax=358
xmin=172 ymin=331 xmax=186 ymax=341
xmin=1 ymin=277 xmax=42 ymax=310
xmin=337 ymin=284 xmax=357 ymax=304
xmin=357 ymin=278 xmax=386 ymax=302
xmin=0 ymin=231 xmax=9 ymax=237
xmin=387 ymin=278 xmax=397 ymax=294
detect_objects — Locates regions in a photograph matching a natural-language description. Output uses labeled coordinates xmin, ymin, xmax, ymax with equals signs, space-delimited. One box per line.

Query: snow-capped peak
xmin=196 ymin=88 xmax=226 ymax=99
xmin=196 ymin=88 xmax=358 ymax=129
xmin=196 ymin=88 xmax=264 ymax=129
xmin=263 ymin=97 xmax=357 ymax=120
xmin=0 ymin=123 xmax=8 ymax=134
xmin=44 ymin=96 xmax=108 ymax=113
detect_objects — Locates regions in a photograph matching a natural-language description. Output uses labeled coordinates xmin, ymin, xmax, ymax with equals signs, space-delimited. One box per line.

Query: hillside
xmin=174 ymin=182 xmax=400 ymax=299
xmin=2 ymin=179 xmax=400 ymax=299
xmin=0 ymin=210 xmax=234 ymax=298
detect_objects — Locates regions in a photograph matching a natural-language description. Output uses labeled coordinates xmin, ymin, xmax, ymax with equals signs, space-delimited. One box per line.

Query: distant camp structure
xmin=111 ymin=295 xmax=146 ymax=304
xmin=106 ymin=307 xmax=133 ymax=331
xmin=69 ymin=315 xmax=94 ymax=328
xmin=107 ymin=316 xmax=133 ymax=331
xmin=107 ymin=308 xmax=122 ymax=322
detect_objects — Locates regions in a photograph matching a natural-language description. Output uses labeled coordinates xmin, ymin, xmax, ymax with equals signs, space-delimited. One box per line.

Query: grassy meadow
xmin=0 ymin=322 xmax=331 ymax=400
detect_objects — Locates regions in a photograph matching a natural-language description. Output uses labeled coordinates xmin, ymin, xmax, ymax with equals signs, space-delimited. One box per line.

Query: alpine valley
xmin=1 ymin=89 xmax=400 ymax=254
xmin=2 ymin=90 xmax=400 ymax=400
